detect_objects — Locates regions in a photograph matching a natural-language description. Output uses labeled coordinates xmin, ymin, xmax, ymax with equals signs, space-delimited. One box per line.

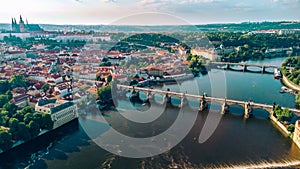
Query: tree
xmin=15 ymin=122 xmax=31 ymax=141
xmin=13 ymin=106 xmax=34 ymax=122
xmin=0 ymin=95 xmax=9 ymax=108
xmin=5 ymin=90 xmax=12 ymax=100
xmin=3 ymin=102 xmax=18 ymax=117
xmin=185 ymin=53 xmax=192 ymax=61
xmin=42 ymin=84 xmax=50 ymax=92
xmin=273 ymin=104 xmax=282 ymax=117
xmin=9 ymin=74 xmax=27 ymax=89
xmin=0 ymin=130 xmax=13 ymax=152
xmin=99 ymin=61 xmax=112 ymax=66
xmin=40 ymin=114 xmax=53 ymax=130
xmin=20 ymin=106 xmax=35 ymax=115
xmin=287 ymin=124 xmax=295 ymax=133
xmin=107 ymin=74 xmax=112 ymax=83
xmin=33 ymin=113 xmax=43 ymax=126
xmin=0 ymin=112 xmax=9 ymax=126
xmin=102 ymin=57 xmax=109 ymax=62
xmin=8 ymin=118 xmax=19 ymax=133
xmin=97 ymin=84 xmax=113 ymax=107
xmin=282 ymin=108 xmax=294 ymax=122
xmin=0 ymin=80 xmax=10 ymax=94
xmin=24 ymin=113 xmax=34 ymax=124
xmin=27 ymin=120 xmax=40 ymax=137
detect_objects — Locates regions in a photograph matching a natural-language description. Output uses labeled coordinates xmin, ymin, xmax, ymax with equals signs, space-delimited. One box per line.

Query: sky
xmin=0 ymin=0 xmax=299 ymax=25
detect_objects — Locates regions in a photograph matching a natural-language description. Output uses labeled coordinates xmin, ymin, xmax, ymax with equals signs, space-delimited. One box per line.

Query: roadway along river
xmin=1 ymin=57 xmax=300 ymax=169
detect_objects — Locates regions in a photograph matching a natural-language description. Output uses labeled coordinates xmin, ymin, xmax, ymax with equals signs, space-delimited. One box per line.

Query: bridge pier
xmin=244 ymin=101 xmax=253 ymax=118
xmin=243 ymin=64 xmax=247 ymax=72
xmin=199 ymin=95 xmax=208 ymax=112
xmin=162 ymin=94 xmax=171 ymax=105
xmin=221 ymin=99 xmax=229 ymax=114
xmin=262 ymin=66 xmax=265 ymax=73
xmin=226 ymin=64 xmax=229 ymax=70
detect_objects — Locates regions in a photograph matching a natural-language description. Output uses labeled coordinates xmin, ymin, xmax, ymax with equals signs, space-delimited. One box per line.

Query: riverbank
xmin=0 ymin=118 xmax=78 ymax=155
xmin=281 ymin=75 xmax=300 ymax=92
xmin=270 ymin=114 xmax=292 ymax=138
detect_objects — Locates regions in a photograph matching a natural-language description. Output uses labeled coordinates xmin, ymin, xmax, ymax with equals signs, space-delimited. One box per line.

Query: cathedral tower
xmin=19 ymin=15 xmax=25 ymax=32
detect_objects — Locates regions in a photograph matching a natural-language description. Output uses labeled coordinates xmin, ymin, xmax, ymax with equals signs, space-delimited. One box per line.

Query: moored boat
xmin=274 ymin=68 xmax=282 ymax=79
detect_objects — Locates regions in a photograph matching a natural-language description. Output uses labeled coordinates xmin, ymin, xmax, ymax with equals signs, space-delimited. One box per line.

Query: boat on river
xmin=274 ymin=68 xmax=282 ymax=79
xmin=280 ymin=86 xmax=294 ymax=94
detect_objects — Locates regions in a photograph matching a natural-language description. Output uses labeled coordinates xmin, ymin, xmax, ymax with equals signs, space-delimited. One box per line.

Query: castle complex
xmin=11 ymin=15 xmax=43 ymax=33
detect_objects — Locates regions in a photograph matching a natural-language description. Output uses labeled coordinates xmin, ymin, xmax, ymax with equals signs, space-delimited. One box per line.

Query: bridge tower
xmin=221 ymin=98 xmax=229 ymax=114
xmin=180 ymin=94 xmax=188 ymax=108
xmin=244 ymin=101 xmax=252 ymax=118
xmin=162 ymin=88 xmax=172 ymax=105
xmin=130 ymin=87 xmax=140 ymax=103
xmin=199 ymin=94 xmax=208 ymax=111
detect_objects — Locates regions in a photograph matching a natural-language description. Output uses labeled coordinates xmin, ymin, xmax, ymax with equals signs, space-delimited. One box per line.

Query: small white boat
xmin=280 ymin=86 xmax=293 ymax=93
xmin=274 ymin=68 xmax=282 ymax=79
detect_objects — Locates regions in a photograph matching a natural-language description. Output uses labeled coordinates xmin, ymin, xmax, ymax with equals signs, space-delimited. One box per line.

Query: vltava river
xmin=1 ymin=57 xmax=300 ymax=169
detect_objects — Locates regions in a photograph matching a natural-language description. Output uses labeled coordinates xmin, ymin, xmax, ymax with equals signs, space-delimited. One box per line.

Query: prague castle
xmin=11 ymin=15 xmax=44 ymax=33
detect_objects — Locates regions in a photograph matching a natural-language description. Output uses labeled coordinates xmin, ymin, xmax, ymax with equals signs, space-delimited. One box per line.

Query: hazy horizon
xmin=0 ymin=0 xmax=299 ymax=25
xmin=0 ymin=19 xmax=299 ymax=26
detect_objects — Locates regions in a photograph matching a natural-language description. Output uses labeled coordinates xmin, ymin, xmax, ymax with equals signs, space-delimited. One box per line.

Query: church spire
xmin=20 ymin=15 xmax=23 ymax=22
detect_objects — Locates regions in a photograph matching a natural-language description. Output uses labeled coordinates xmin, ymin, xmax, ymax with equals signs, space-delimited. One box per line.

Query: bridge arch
xmin=251 ymin=108 xmax=270 ymax=119
xmin=227 ymin=104 xmax=245 ymax=116
xmin=153 ymin=93 xmax=165 ymax=104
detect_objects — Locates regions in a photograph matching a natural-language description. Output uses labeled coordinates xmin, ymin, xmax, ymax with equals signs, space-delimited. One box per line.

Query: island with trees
xmin=273 ymin=104 xmax=296 ymax=133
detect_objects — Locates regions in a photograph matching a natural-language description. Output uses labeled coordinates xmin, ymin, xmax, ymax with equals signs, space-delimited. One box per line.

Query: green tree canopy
xmin=24 ymin=113 xmax=34 ymax=124
xmin=42 ymin=84 xmax=50 ymax=92
xmin=9 ymin=74 xmax=27 ymax=89
xmin=3 ymin=102 xmax=18 ymax=117
xmin=0 ymin=130 xmax=13 ymax=151
xmin=15 ymin=122 xmax=31 ymax=141
xmin=0 ymin=95 xmax=9 ymax=108
xmin=27 ymin=120 xmax=40 ymax=137
xmin=8 ymin=118 xmax=19 ymax=133
xmin=40 ymin=114 xmax=53 ymax=130
xmin=0 ymin=80 xmax=10 ymax=94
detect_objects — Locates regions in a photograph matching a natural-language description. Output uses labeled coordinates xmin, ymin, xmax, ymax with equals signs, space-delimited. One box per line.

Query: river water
xmin=1 ymin=57 xmax=300 ymax=169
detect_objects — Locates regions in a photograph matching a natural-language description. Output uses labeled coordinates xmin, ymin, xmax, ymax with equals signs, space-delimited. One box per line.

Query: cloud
xmin=178 ymin=0 xmax=222 ymax=3
xmin=102 ymin=0 xmax=117 ymax=3
xmin=272 ymin=0 xmax=300 ymax=4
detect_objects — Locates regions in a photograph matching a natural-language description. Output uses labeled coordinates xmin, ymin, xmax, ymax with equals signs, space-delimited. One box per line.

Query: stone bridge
xmin=117 ymin=84 xmax=300 ymax=119
xmin=210 ymin=62 xmax=281 ymax=73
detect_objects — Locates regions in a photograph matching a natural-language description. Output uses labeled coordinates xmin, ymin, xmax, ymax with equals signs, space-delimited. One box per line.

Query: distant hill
xmin=1 ymin=21 xmax=300 ymax=33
